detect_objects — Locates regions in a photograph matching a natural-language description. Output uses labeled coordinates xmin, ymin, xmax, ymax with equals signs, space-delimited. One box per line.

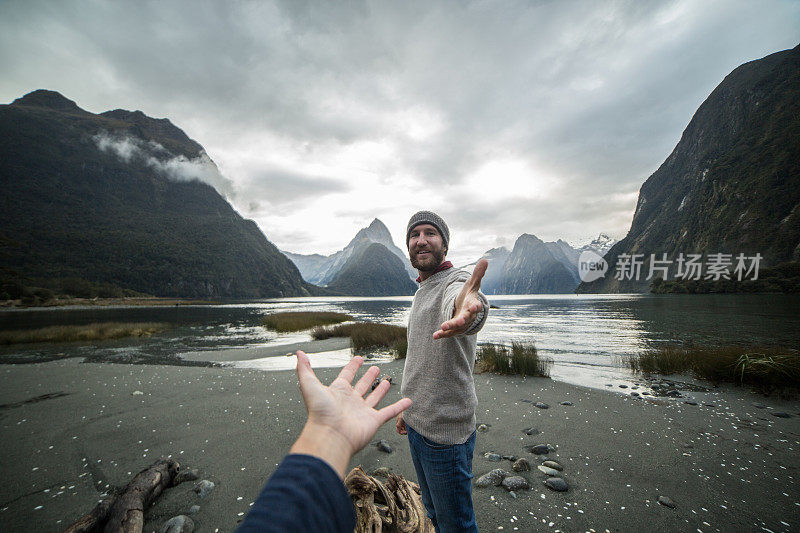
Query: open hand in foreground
xmin=290 ymin=351 xmax=412 ymax=478
xmin=433 ymin=258 xmax=488 ymax=339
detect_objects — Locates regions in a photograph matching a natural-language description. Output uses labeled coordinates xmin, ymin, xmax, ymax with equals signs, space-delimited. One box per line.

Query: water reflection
xmin=1 ymin=294 xmax=798 ymax=390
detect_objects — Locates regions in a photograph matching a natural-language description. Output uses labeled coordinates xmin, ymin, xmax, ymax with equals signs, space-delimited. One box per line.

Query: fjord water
xmin=1 ymin=294 xmax=798 ymax=389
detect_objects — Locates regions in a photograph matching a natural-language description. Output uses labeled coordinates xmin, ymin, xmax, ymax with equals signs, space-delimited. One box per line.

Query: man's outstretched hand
xmin=433 ymin=259 xmax=488 ymax=340
xmin=290 ymin=351 xmax=412 ymax=478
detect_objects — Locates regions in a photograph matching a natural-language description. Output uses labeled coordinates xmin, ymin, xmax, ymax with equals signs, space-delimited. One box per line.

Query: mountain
xmin=578 ymin=45 xmax=800 ymax=293
xmin=284 ymin=218 xmax=416 ymax=285
xmin=0 ymin=89 xmax=319 ymax=298
xmin=499 ymin=234 xmax=580 ymax=294
xmin=326 ymin=242 xmax=417 ymax=296
xmin=577 ymin=233 xmax=617 ymax=257
xmin=473 ymin=247 xmax=511 ymax=294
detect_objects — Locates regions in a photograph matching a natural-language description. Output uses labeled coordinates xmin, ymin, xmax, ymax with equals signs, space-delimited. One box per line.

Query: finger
xmin=296 ymin=351 xmax=322 ymax=392
xmin=466 ymin=259 xmax=488 ymax=290
xmin=376 ymin=398 xmax=412 ymax=424
xmin=364 ymin=377 xmax=390 ymax=407
xmin=433 ymin=328 xmax=459 ymax=339
xmin=353 ymin=365 xmax=380 ymax=396
xmin=335 ymin=356 xmax=364 ymax=385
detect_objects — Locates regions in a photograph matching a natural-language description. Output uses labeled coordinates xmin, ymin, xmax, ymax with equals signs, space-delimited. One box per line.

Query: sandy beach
xmin=1 ymin=355 xmax=798 ymax=533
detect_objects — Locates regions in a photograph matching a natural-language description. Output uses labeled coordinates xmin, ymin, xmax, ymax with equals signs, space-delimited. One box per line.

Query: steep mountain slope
xmin=284 ymin=218 xmax=416 ymax=284
xmin=500 ymin=234 xmax=579 ymax=294
xmin=326 ymin=242 xmax=417 ymax=296
xmin=578 ymin=45 xmax=800 ymax=292
xmin=0 ymin=90 xmax=317 ymax=298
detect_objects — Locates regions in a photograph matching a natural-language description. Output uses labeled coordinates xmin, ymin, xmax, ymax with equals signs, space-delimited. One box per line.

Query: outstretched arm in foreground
xmin=238 ymin=353 xmax=411 ymax=533
xmin=433 ymin=258 xmax=488 ymax=339
xmin=291 ymin=351 xmax=412 ymax=478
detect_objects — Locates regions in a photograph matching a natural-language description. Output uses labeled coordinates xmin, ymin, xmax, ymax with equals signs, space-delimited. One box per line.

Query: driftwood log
xmin=64 ymin=458 xmax=181 ymax=533
xmin=345 ymin=466 xmax=434 ymax=533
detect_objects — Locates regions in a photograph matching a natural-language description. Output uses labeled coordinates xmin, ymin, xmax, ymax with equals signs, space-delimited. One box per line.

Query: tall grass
xmin=626 ymin=345 xmax=800 ymax=392
xmin=262 ymin=311 xmax=353 ymax=332
xmin=311 ymin=322 xmax=407 ymax=359
xmin=476 ymin=342 xmax=551 ymax=377
xmin=0 ymin=322 xmax=170 ymax=345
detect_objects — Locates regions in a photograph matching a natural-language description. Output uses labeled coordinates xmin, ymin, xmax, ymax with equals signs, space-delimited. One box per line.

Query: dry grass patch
xmin=312 ymin=322 xmax=407 ymax=359
xmin=476 ymin=342 xmax=551 ymax=377
xmin=0 ymin=322 xmax=170 ymax=345
xmin=261 ymin=311 xmax=353 ymax=332
xmin=626 ymin=345 xmax=800 ymax=393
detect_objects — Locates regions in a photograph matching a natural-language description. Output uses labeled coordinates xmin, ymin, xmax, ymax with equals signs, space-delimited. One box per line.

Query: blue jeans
xmin=407 ymin=425 xmax=478 ymax=533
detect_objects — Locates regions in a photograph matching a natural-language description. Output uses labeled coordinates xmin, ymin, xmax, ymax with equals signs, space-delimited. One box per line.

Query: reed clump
xmin=261 ymin=311 xmax=353 ymax=332
xmin=0 ymin=322 xmax=170 ymax=345
xmin=476 ymin=342 xmax=551 ymax=377
xmin=626 ymin=345 xmax=800 ymax=392
xmin=311 ymin=322 xmax=407 ymax=359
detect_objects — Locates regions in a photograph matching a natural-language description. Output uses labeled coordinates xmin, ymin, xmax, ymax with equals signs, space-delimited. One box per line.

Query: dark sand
xmin=1 ymin=356 xmax=798 ymax=532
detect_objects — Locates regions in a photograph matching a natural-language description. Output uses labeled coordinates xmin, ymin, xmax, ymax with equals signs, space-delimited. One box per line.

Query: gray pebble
xmin=535 ymin=402 xmax=549 ymax=409
xmin=542 ymin=460 xmax=563 ymax=471
xmin=658 ymin=495 xmax=676 ymax=509
xmin=474 ymin=469 xmax=508 ymax=487
xmin=512 ymin=458 xmax=530 ymax=472
xmin=509 ymin=491 xmax=517 ymax=499
xmin=501 ymin=476 xmax=530 ymax=491
xmin=684 ymin=400 xmax=698 ymax=406
xmin=531 ymin=445 xmax=549 ymax=455
xmin=772 ymin=411 xmax=791 ymax=418
xmin=522 ymin=427 xmax=540 ymax=436
xmin=537 ymin=465 xmax=560 ymax=476
xmin=502 ymin=455 xmax=518 ymax=461
xmin=619 ymin=384 xmax=628 ymax=389
xmin=484 ymin=452 xmax=502 ymax=462
xmin=477 ymin=423 xmax=489 ymax=432
xmin=631 ymin=392 xmax=640 ymax=397
xmin=666 ymin=390 xmax=682 ymax=398
xmin=559 ymin=401 xmax=573 ymax=406
xmin=193 ymin=480 xmax=215 ymax=499
xmin=188 ymin=505 xmax=200 ymax=515
xmin=174 ymin=468 xmax=200 ymax=485
xmin=544 ymin=477 xmax=568 ymax=492
xmin=753 ymin=402 xmax=766 ymax=409
xmin=160 ymin=515 xmax=194 ymax=533
xmin=377 ymin=440 xmax=393 ymax=453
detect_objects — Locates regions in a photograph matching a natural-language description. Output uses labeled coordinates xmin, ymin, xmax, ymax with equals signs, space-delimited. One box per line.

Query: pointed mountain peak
xmin=516 ymin=233 xmax=544 ymax=245
xmin=353 ymin=218 xmax=393 ymax=244
xmin=368 ymin=218 xmax=390 ymax=232
xmin=11 ymin=90 xmax=85 ymax=113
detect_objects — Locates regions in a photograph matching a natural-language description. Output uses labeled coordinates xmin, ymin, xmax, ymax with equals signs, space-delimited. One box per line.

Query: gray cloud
xmin=238 ymin=167 xmax=350 ymax=211
xmin=2 ymin=0 xmax=799 ymax=260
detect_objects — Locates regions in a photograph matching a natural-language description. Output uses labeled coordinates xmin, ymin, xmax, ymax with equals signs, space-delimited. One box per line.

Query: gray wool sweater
xmin=401 ymin=267 xmax=489 ymax=445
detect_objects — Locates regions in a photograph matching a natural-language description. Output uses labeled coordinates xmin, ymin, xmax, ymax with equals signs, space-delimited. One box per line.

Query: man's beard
xmin=410 ymin=247 xmax=446 ymax=271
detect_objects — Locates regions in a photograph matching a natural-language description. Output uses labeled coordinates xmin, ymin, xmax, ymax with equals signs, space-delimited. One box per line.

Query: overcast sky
xmin=2 ymin=0 xmax=799 ymax=266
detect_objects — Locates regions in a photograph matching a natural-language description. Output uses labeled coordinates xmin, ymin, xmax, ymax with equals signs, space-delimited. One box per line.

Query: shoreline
xmin=0 ymin=353 xmax=798 ymax=532
xmin=0 ymin=297 xmax=221 ymax=310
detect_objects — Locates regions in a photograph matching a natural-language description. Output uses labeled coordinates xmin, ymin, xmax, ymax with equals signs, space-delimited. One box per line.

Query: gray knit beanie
xmin=406 ymin=211 xmax=449 ymax=250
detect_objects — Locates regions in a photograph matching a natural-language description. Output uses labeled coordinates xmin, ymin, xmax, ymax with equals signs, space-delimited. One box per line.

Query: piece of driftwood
xmin=345 ymin=466 xmax=434 ymax=533
xmin=64 ymin=458 xmax=181 ymax=533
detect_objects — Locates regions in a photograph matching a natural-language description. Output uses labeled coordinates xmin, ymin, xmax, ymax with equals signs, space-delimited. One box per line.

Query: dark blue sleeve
xmin=236 ymin=454 xmax=356 ymax=533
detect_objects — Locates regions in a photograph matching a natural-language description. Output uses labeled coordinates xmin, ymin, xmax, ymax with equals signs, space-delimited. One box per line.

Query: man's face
xmin=408 ymin=224 xmax=446 ymax=271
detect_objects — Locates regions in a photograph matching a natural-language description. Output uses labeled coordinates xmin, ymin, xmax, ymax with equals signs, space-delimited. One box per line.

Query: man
xmin=396 ymin=210 xmax=489 ymax=533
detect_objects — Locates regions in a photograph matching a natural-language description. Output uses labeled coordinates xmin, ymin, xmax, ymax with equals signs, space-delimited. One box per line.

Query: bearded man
xmin=396 ymin=210 xmax=489 ymax=533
